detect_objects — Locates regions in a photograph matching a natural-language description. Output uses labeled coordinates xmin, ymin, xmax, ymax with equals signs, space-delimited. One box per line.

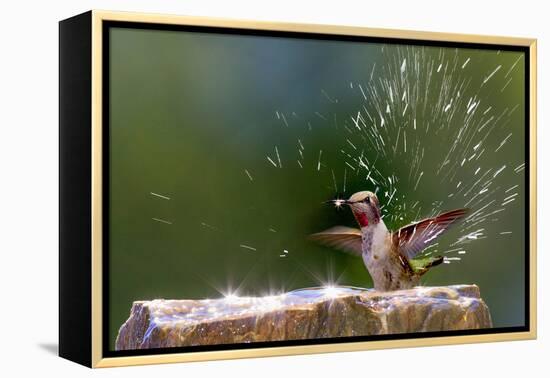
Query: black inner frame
xmin=102 ymin=20 xmax=531 ymax=358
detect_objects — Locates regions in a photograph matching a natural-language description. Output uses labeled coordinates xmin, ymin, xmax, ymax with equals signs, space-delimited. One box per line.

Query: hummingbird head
xmin=326 ymin=191 xmax=381 ymax=228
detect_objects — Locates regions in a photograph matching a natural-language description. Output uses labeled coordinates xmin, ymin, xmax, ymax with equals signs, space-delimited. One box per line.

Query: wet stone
xmin=115 ymin=285 xmax=492 ymax=350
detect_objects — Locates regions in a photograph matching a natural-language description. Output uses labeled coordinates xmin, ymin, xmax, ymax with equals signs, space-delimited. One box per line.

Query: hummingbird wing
xmin=392 ymin=208 xmax=469 ymax=259
xmin=309 ymin=226 xmax=363 ymax=256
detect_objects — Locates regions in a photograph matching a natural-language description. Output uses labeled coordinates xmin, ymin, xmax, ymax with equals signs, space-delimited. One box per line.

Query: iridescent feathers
xmin=392 ymin=208 xmax=469 ymax=259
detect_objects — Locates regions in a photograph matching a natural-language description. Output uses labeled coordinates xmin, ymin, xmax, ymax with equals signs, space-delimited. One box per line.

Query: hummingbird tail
xmin=410 ymin=255 xmax=444 ymax=276
xmin=425 ymin=255 xmax=444 ymax=269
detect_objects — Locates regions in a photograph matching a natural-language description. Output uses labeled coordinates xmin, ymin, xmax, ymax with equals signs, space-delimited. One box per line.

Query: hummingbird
xmin=310 ymin=191 xmax=468 ymax=291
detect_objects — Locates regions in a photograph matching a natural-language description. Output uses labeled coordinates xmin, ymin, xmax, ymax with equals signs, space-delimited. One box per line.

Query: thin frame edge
xmin=92 ymin=9 xmax=536 ymax=46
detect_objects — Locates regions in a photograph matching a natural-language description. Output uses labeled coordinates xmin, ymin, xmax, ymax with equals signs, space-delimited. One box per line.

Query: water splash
xmin=262 ymin=45 xmax=524 ymax=263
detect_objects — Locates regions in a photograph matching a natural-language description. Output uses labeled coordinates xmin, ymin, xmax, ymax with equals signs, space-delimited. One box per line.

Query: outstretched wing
xmin=392 ymin=208 xmax=469 ymax=259
xmin=309 ymin=226 xmax=363 ymax=257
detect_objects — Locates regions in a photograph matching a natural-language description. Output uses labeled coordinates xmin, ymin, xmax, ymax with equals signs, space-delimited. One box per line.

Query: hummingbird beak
xmin=324 ymin=199 xmax=350 ymax=207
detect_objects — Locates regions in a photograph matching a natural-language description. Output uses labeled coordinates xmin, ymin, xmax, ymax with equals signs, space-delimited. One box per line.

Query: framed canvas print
xmin=59 ymin=10 xmax=537 ymax=368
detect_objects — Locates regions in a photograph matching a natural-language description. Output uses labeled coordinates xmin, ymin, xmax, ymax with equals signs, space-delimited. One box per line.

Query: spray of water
xmin=268 ymin=45 xmax=525 ymax=263
xmin=150 ymin=45 xmax=525 ymax=296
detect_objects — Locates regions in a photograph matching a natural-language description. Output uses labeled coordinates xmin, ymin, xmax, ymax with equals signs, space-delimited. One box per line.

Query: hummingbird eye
xmin=364 ymin=197 xmax=370 ymax=203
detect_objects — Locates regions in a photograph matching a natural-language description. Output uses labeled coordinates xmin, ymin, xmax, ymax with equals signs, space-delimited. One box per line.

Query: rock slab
xmin=115 ymin=285 xmax=492 ymax=350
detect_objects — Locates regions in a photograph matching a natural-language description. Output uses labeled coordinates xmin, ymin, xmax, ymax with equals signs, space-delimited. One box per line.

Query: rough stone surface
xmin=115 ymin=285 xmax=492 ymax=350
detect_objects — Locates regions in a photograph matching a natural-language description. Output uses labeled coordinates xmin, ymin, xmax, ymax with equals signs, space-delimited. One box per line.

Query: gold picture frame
xmin=59 ymin=10 xmax=537 ymax=368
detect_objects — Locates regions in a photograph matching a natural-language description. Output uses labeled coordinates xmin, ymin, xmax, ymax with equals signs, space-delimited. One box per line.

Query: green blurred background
xmin=108 ymin=27 xmax=526 ymax=350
